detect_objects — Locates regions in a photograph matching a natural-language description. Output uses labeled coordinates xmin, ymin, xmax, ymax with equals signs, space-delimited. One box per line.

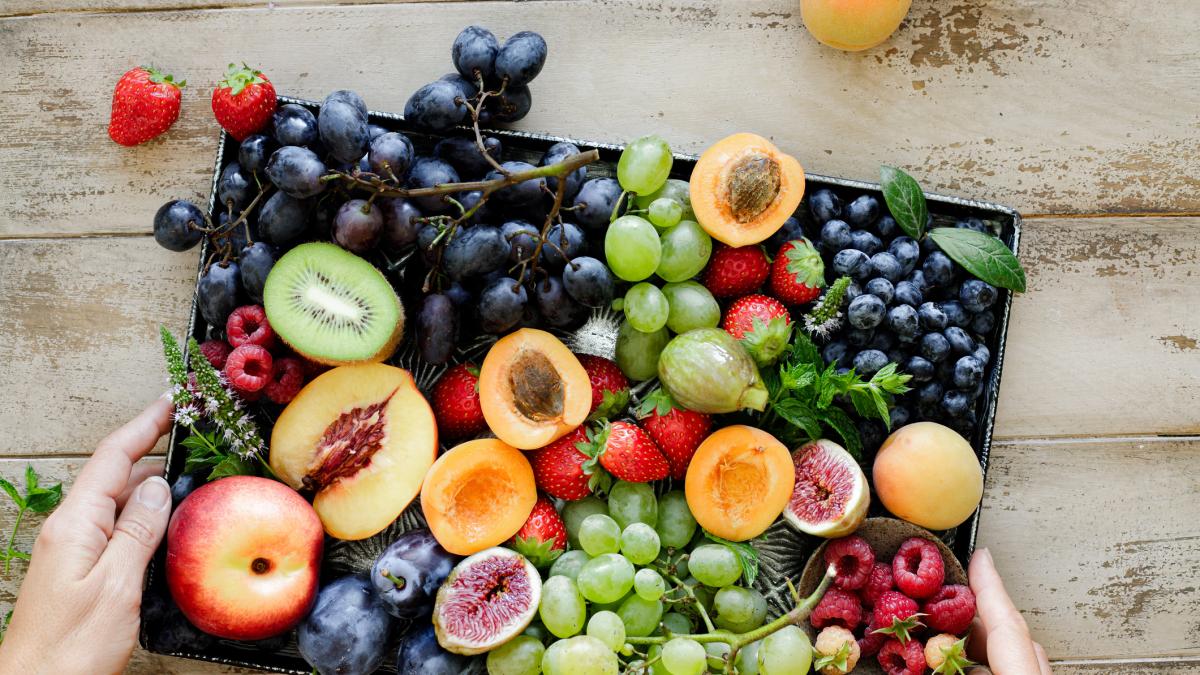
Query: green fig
xmin=657 ymin=328 xmax=768 ymax=413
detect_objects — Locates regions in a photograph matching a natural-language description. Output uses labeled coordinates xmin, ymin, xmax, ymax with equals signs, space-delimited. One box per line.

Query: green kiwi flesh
xmin=263 ymin=242 xmax=404 ymax=365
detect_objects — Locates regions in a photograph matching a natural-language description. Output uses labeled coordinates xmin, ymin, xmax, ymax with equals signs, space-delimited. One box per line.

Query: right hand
xmin=967 ymin=547 xmax=1052 ymax=674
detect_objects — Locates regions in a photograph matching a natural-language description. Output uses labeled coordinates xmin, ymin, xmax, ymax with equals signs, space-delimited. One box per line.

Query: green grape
xmin=542 ymin=639 xmax=568 ymax=675
xmin=634 ymin=179 xmax=694 ymax=221
xmin=615 ymin=319 xmax=670 ymax=381
xmin=604 ymin=215 xmax=661 ymax=281
xmin=623 ymin=283 xmax=670 ymax=333
xmin=578 ymin=514 xmax=621 ymax=556
xmin=550 ymin=549 xmax=592 ymax=581
xmin=620 ymin=523 xmax=661 ymax=565
xmin=705 ymin=642 xmax=731 ymax=670
xmin=608 ymin=481 xmax=659 ymax=528
xmin=661 ymin=611 xmax=693 ymax=636
xmin=758 ymin=625 xmax=812 ymax=675
xmin=523 ymin=621 xmax=550 ymax=642
xmin=647 ymin=644 xmax=668 ymax=675
xmin=611 ymin=297 xmax=624 ymax=311
xmin=547 ymin=635 xmax=619 ymax=675
xmin=586 ymin=610 xmax=626 ymax=651
xmin=661 ymin=282 xmax=720 ymax=334
xmin=540 ymin=575 xmax=587 ymax=638
xmin=713 ymin=586 xmax=768 ymax=632
xmin=687 ymin=545 xmax=743 ymax=588
xmin=562 ymin=496 xmax=608 ymax=549
xmin=654 ymin=490 xmax=699 ymax=549
xmin=617 ymin=135 xmax=673 ymax=195
xmin=661 ymin=637 xmax=706 ymax=675
xmin=634 ymin=568 xmax=666 ymax=601
xmin=577 ymin=553 xmax=635 ymax=604
xmin=616 ymin=594 xmax=664 ymax=637
xmin=735 ymin=640 xmax=762 ymax=675
xmin=487 ymin=634 xmax=545 ymax=675
xmin=655 ymin=221 xmax=712 ymax=283
xmin=647 ymin=198 xmax=684 ymax=230
xmin=589 ymin=590 xmax=631 ymax=614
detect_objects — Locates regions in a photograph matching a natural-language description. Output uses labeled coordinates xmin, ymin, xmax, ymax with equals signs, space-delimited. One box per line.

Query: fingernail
xmin=136 ymin=476 xmax=171 ymax=510
xmin=979 ymin=547 xmax=993 ymax=564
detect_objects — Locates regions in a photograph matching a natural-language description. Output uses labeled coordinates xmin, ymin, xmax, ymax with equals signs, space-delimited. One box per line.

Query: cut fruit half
xmin=269 ymin=364 xmax=436 ymax=540
xmin=684 ymin=425 xmax=795 ymax=541
xmin=690 ymin=133 xmax=805 ymax=247
xmin=784 ymin=438 xmax=869 ymax=537
xmin=433 ymin=547 xmax=541 ymax=655
xmin=263 ymin=242 xmax=404 ymax=365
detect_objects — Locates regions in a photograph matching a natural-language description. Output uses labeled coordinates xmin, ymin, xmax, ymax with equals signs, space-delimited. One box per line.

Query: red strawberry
xmin=636 ymin=389 xmax=712 ymax=480
xmin=578 ymin=354 xmax=630 ymax=420
xmin=108 ymin=66 xmax=184 ymax=146
xmin=770 ymin=238 xmax=826 ymax=305
xmin=507 ymin=496 xmax=567 ymax=568
xmin=211 ymin=63 xmax=276 ymax=141
xmin=431 ymin=363 xmax=486 ymax=440
xmin=582 ymin=421 xmax=670 ymax=483
xmin=703 ymin=245 xmax=770 ymax=298
xmin=722 ymin=294 xmax=794 ymax=366
xmin=530 ymin=427 xmax=609 ymax=500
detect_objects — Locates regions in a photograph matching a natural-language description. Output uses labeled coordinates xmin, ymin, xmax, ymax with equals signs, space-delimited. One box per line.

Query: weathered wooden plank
xmin=1 ymin=0 xmax=1198 ymax=238
xmin=1053 ymin=662 xmax=1200 ymax=675
xmin=0 ymin=0 xmax=473 ymax=20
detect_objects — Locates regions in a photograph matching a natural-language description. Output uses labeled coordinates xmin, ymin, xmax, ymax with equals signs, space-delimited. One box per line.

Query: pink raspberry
xmin=892 ymin=537 xmax=945 ymax=599
xmin=265 ymin=357 xmax=305 ymax=405
xmin=224 ymin=344 xmax=273 ymax=393
xmin=198 ymin=339 xmax=232 ymax=369
xmin=226 ymin=305 xmax=276 ymax=349
xmin=877 ymin=637 xmax=926 ymax=675
xmin=923 ymin=584 xmax=977 ymax=635
xmin=810 ymin=587 xmax=863 ymax=630
xmin=824 ymin=535 xmax=876 ymax=591
xmin=860 ymin=562 xmax=894 ymax=607
xmin=858 ymin=618 xmax=887 ymax=657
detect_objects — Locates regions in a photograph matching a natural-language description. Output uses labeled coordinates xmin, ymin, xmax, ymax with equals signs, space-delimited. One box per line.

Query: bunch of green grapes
xmin=486 ymin=482 xmax=813 ymax=675
xmin=602 ymin=136 xmax=721 ymax=382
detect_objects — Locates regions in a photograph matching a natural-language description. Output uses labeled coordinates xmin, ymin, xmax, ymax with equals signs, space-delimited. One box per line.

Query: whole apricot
xmin=872 ymin=422 xmax=983 ymax=530
xmin=800 ymin=0 xmax=912 ymax=52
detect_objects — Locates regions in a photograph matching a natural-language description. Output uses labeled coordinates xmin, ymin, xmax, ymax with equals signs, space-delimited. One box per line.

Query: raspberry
xmin=810 ymin=587 xmax=863 ymax=630
xmin=860 ymin=562 xmax=894 ymax=607
xmin=877 ymin=637 xmax=926 ymax=675
xmin=198 ymin=339 xmax=232 ymax=369
xmin=858 ymin=618 xmax=887 ymax=657
xmin=814 ymin=626 xmax=861 ymax=675
xmin=872 ymin=591 xmax=923 ymax=644
xmin=892 ymin=538 xmax=945 ymax=599
xmin=923 ymin=584 xmax=977 ymax=635
xmin=224 ymin=344 xmax=273 ymax=393
xmin=226 ymin=305 xmax=276 ymax=349
xmin=265 ymin=357 xmax=305 ymax=404
xmin=824 ymin=535 xmax=876 ymax=590
xmin=924 ymin=633 xmax=974 ymax=673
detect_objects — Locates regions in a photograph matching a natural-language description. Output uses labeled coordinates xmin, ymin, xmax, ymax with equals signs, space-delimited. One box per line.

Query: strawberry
xmin=430 ymin=363 xmax=486 ymax=440
xmin=211 ymin=63 xmax=276 ymax=141
xmin=506 ymin=496 xmax=567 ymax=568
xmin=530 ymin=427 xmax=609 ymax=500
xmin=107 ymin=66 xmax=184 ymax=146
xmin=721 ymin=294 xmax=794 ymax=366
xmin=582 ymin=420 xmax=670 ymax=483
xmin=636 ymin=389 xmax=712 ymax=480
xmin=578 ymin=354 xmax=630 ymax=420
xmin=703 ymin=244 xmax=770 ymax=298
xmin=769 ymin=238 xmax=826 ymax=305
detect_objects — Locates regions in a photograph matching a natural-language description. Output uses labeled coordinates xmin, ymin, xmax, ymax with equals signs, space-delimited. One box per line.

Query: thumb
xmin=99 ymin=476 xmax=171 ymax=576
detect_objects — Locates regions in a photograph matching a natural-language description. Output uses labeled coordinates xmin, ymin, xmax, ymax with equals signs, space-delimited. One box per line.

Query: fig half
xmin=783 ymin=438 xmax=869 ymax=537
xmin=433 ymin=547 xmax=541 ymax=655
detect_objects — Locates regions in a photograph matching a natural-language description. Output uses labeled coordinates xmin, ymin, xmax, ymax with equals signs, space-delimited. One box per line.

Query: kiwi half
xmin=263 ymin=242 xmax=404 ymax=365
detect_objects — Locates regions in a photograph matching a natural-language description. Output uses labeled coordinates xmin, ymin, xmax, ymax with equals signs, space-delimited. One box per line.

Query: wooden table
xmin=1 ymin=0 xmax=1197 ymax=672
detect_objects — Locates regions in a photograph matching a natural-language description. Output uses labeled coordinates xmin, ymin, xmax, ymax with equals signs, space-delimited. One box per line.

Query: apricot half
xmin=690 ymin=133 xmax=805 ymax=247
xmin=270 ymin=364 xmax=437 ymax=541
xmin=479 ymin=328 xmax=592 ymax=450
xmin=684 ymin=425 xmax=795 ymax=541
xmin=800 ymin=0 xmax=912 ymax=52
xmin=421 ymin=439 xmax=537 ymax=555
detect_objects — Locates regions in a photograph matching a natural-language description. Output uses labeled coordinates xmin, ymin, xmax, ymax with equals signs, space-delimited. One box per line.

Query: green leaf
xmin=871 ymin=362 xmax=913 ymax=395
xmin=704 ymin=532 xmax=760 ymax=586
xmin=25 ymin=484 xmax=62 ymax=514
xmin=820 ymin=407 xmax=862 ymax=459
xmin=0 ymin=608 xmax=12 ymax=646
xmin=789 ymin=330 xmax=821 ymax=366
xmin=928 ymin=227 xmax=1026 ymax=292
xmin=23 ymin=465 xmax=38 ymax=493
xmin=208 ymin=455 xmax=255 ymax=480
xmin=848 ymin=389 xmax=878 ymax=421
xmin=0 ymin=477 xmax=22 ymax=509
xmin=881 ymin=166 xmax=928 ymax=240
xmin=773 ymin=399 xmax=824 ymax=442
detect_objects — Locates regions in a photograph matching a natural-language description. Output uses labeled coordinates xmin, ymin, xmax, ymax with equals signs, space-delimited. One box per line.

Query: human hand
xmin=967 ymin=547 xmax=1052 ymax=674
xmin=0 ymin=398 xmax=173 ymax=675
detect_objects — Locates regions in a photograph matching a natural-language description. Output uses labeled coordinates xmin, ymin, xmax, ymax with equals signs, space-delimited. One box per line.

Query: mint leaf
xmin=773 ymin=399 xmax=824 ymax=441
xmin=704 ymin=532 xmax=760 ymax=586
xmin=25 ymin=484 xmax=62 ymax=514
xmin=790 ymin=330 xmax=821 ymax=366
xmin=928 ymin=227 xmax=1026 ymax=292
xmin=820 ymin=407 xmax=862 ymax=459
xmin=23 ymin=466 xmax=38 ymax=493
xmin=208 ymin=455 xmax=254 ymax=480
xmin=0 ymin=477 xmax=22 ymax=510
xmin=0 ymin=608 xmax=12 ymax=646
xmin=881 ymin=166 xmax=928 ymax=240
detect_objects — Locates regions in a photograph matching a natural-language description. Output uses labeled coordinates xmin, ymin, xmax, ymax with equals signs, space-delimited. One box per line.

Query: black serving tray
xmin=141 ymin=96 xmax=1020 ymax=673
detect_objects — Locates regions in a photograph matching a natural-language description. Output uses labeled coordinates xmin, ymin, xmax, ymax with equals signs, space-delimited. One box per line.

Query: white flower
xmin=204 ymin=397 xmax=220 ymax=414
xmin=173 ymin=405 xmax=199 ymax=427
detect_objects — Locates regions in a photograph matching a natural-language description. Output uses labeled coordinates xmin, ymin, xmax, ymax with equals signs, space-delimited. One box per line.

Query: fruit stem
xmin=380 ymin=570 xmax=406 ymax=590
xmin=665 ymin=574 xmax=716 ymax=633
xmin=738 ymin=382 xmax=769 ymax=412
xmin=2 ymin=505 xmax=27 ymax=575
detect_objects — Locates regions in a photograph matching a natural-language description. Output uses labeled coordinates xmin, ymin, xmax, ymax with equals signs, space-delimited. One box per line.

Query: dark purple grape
xmin=562 ymin=256 xmax=614 ymax=307
xmin=439 ymin=72 xmax=479 ymax=102
xmin=333 ymin=199 xmax=384 ymax=254
xmin=572 ymin=178 xmax=623 ymax=230
xmin=488 ymin=84 xmax=532 ymax=123
xmin=367 ymin=124 xmax=388 ymax=140
xmin=495 ymin=31 xmax=547 ymax=86
xmin=239 ymin=241 xmax=277 ymax=303
xmin=258 ymin=191 xmax=310 ymax=246
xmin=298 ymin=575 xmax=392 ymax=675
xmin=325 ymin=89 xmax=368 ymax=118
xmin=152 ymin=200 xmax=205 ymax=252
xmin=379 ymin=198 xmax=423 ymax=249
xmin=478 ymin=277 xmax=527 ymax=333
xmin=370 ymin=529 xmax=459 ymax=619
xmin=265 ymin=146 xmax=326 ymax=199
xmin=445 ymin=282 xmax=472 ymax=307
xmin=541 ymin=222 xmax=585 ymax=268
xmin=540 ymin=142 xmax=587 ymax=202
xmin=434 ymin=136 xmax=501 ymax=180
xmin=318 ymin=96 xmax=369 ymax=164
xmin=454 ymin=190 xmax=491 ymax=225
xmin=417 ymin=294 xmax=459 ymax=365
xmin=368 ymin=132 xmax=415 ymax=179
xmin=443 ymin=225 xmax=508 ymax=281
xmin=198 ymin=262 xmax=241 ymax=327
xmin=452 ymin=25 xmax=500 ymax=81
xmin=272 ymin=104 xmax=318 ymax=147
xmin=503 ymin=220 xmax=540 ymax=264
xmin=218 ymin=162 xmax=253 ymax=211
xmin=486 ymin=161 xmax=544 ymax=206
xmin=535 ymin=275 xmax=582 ymax=328
xmin=407 ymin=157 xmax=460 ymax=213
xmin=238 ymin=134 xmax=278 ymax=174
xmin=405 ymin=80 xmax=468 ymax=132
xmin=417 ymin=224 xmax=440 ymax=264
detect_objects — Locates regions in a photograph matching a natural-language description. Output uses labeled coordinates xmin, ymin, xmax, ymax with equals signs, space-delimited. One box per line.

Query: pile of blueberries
xmin=804 ymin=188 xmax=1002 ymax=443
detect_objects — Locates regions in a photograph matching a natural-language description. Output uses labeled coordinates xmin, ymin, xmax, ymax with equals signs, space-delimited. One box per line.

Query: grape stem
xmin=666 ymin=574 xmax=716 ymax=633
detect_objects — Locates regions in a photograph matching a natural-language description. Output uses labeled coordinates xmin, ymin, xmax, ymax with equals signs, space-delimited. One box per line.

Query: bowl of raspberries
xmin=798 ymin=518 xmax=977 ymax=675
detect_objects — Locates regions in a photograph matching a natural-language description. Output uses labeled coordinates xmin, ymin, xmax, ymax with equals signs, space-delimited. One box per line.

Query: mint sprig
xmin=0 ymin=465 xmax=63 ymax=574
xmin=704 ymin=531 xmax=761 ymax=586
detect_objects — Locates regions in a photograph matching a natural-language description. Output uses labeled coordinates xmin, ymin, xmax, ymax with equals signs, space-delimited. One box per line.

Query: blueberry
xmin=955 ymin=217 xmax=988 ymax=233
xmin=572 ymin=178 xmax=624 ymax=230
xmin=318 ymin=97 xmax=370 ymax=164
xmin=844 ymin=195 xmax=880 ymax=227
xmin=865 ymin=278 xmax=894 ymax=303
xmin=822 ymin=340 xmax=851 ymax=367
xmin=298 ymin=575 xmax=393 ymax=675
xmin=894 ymin=281 xmax=923 ymax=307
xmin=953 ymin=355 xmax=985 ymax=389
xmin=258 ymin=191 xmax=311 ymax=246
xmin=819 ymin=219 xmax=852 ymax=251
xmin=857 ymin=419 xmax=886 ymax=450
xmin=906 ymin=269 xmax=928 ymax=291
xmin=845 ymin=327 xmax=875 ymax=347
xmin=495 ymin=31 xmax=548 ymax=86
xmin=562 ymin=256 xmax=615 ymax=307
xmin=404 ymin=80 xmax=468 ymax=132
xmin=238 ymin=134 xmax=278 ymax=174
xmin=198 ymin=262 xmax=241 ymax=328
xmin=486 ymin=161 xmax=545 ymax=206
xmin=942 ymin=389 xmax=972 ymax=417
xmin=971 ymin=310 xmax=996 ymax=334
xmin=452 ymin=25 xmax=500 ymax=81
xmin=922 ymin=251 xmax=956 ymax=286
xmin=408 ymin=157 xmax=461 ymax=213
xmin=845 ymin=280 xmax=864 ymax=301
xmin=170 ymin=471 xmax=206 ymax=507
xmin=905 ymin=355 xmax=935 ymax=382
xmin=152 ymin=200 xmax=205 ymax=252
xmin=853 ymin=349 xmax=889 ymax=376
xmin=434 ymin=136 xmax=502 ymax=180
xmin=487 ymin=84 xmax=533 ymax=123
xmin=239 ymin=241 xmax=277 ymax=303
xmin=886 ymin=347 xmax=907 ymax=365
xmin=972 ymin=344 xmax=991 ymax=365
xmin=887 ymin=304 xmax=920 ymax=337
xmin=889 ymin=405 xmax=911 ymax=428
xmin=917 ymin=381 xmax=944 ymax=405
xmin=272 ymin=103 xmax=319 ymax=146
xmin=541 ymin=141 xmax=588 ymax=203
xmin=808 ymin=189 xmax=842 ymax=222
xmin=874 ymin=215 xmax=898 ymax=239
xmin=833 ymin=249 xmax=872 ymax=280
xmin=888 ymin=236 xmax=920 ymax=274
xmin=944 ymin=326 xmax=975 ymax=356
xmin=869 ymin=252 xmax=903 ymax=282
xmin=920 ymin=332 xmax=951 ymax=363
xmin=921 ymin=234 xmax=940 ymax=255
xmin=265 ymin=145 xmax=327 ymax=199
xmin=940 ymin=300 xmax=970 ymax=327
xmin=541 ymin=222 xmax=586 ymax=268
xmin=368 ymin=132 xmax=415 ymax=179
xmin=867 ymin=330 xmax=895 ymax=351
xmin=959 ymin=279 xmax=999 ymax=313
xmin=917 ymin=302 xmax=948 ymax=332
xmin=847 ymin=294 xmax=886 ymax=329
xmin=848 ymin=230 xmax=883 ymax=255
xmin=767 ymin=216 xmax=807 ymax=251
